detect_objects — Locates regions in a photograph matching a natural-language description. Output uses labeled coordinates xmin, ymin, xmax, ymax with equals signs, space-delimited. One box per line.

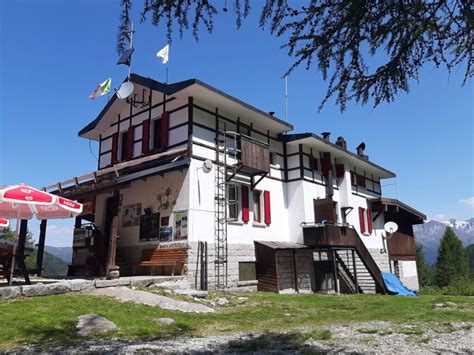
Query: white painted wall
xmin=188 ymin=158 xmax=290 ymax=246
xmin=93 ymin=170 xmax=190 ymax=249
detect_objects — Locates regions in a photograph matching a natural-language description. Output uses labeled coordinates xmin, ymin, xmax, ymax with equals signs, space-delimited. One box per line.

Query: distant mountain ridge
xmin=414 ymin=218 xmax=474 ymax=264
xmin=44 ymin=246 xmax=72 ymax=263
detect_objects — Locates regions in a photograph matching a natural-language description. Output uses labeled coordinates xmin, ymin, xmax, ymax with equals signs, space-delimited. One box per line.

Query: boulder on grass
xmin=76 ymin=314 xmax=117 ymax=336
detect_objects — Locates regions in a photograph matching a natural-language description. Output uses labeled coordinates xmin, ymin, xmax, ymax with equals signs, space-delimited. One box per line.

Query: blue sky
xmin=1 ymin=1 xmax=472 ymax=246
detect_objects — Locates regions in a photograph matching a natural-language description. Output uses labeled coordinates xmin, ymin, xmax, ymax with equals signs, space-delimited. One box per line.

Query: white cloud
xmin=44 ymin=224 xmax=74 ymax=247
xmin=459 ymin=196 xmax=474 ymax=206
xmin=431 ymin=214 xmax=448 ymax=222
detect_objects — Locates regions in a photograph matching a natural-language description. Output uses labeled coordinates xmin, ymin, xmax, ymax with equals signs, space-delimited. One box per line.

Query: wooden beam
xmin=36 ymin=220 xmax=47 ymax=276
xmin=17 ymin=220 xmax=30 ymax=284
xmin=106 ymin=215 xmax=120 ymax=279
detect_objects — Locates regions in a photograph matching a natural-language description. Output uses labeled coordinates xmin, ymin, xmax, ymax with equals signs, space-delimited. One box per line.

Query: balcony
xmin=386 ymin=232 xmax=416 ymax=261
xmin=238 ymin=135 xmax=270 ymax=175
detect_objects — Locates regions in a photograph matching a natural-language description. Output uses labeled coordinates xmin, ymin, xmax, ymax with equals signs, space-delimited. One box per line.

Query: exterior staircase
xmin=336 ymin=250 xmax=376 ymax=294
xmin=303 ymin=224 xmax=386 ymax=294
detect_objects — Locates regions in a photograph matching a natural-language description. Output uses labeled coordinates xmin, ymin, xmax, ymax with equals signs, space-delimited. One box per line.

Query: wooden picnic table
xmin=0 ymin=239 xmax=36 ymax=285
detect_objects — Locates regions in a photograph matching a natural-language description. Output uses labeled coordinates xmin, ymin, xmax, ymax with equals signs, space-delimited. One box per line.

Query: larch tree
xmin=118 ymin=0 xmax=473 ymax=112
xmin=434 ymin=227 xmax=469 ymax=287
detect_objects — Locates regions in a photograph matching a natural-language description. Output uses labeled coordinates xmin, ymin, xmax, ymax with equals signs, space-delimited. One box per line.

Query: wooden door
xmin=313 ymin=198 xmax=336 ymax=223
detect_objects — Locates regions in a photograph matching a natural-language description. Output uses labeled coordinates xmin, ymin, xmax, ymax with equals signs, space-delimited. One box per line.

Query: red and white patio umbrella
xmin=0 ymin=184 xmax=83 ymax=285
xmin=0 ymin=218 xmax=9 ymax=229
xmin=0 ymin=184 xmax=83 ymax=220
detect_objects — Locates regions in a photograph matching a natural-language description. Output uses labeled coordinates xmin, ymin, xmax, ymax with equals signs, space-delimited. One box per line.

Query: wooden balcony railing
xmin=302 ymin=223 xmax=386 ymax=293
xmin=386 ymin=232 xmax=416 ymax=260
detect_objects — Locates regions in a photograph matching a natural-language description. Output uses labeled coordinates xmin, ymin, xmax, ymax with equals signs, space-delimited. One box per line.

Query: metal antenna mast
xmin=284 ymin=75 xmax=288 ymax=122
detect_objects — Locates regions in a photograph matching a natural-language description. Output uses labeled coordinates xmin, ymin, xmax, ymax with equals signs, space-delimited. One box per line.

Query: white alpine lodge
xmin=42 ymin=73 xmax=425 ymax=294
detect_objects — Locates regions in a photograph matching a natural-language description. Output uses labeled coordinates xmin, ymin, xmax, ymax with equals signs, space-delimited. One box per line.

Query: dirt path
xmin=18 ymin=321 xmax=473 ymax=353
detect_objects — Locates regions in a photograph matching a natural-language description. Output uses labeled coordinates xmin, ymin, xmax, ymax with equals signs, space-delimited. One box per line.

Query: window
xmin=269 ymin=151 xmax=276 ymax=165
xmin=153 ymin=119 xmax=161 ymax=150
xmin=252 ymin=190 xmax=263 ymax=223
xmin=228 ymin=185 xmax=239 ymax=220
xmin=120 ymin=131 xmax=128 ymax=161
xmin=239 ymin=124 xmax=251 ymax=137
xmin=239 ymin=262 xmax=256 ymax=281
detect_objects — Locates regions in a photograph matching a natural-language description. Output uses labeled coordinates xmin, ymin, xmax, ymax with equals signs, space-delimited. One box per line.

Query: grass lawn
xmin=1 ymin=291 xmax=473 ymax=350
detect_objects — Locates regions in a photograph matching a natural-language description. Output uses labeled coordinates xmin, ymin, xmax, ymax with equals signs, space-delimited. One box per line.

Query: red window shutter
xmin=142 ymin=119 xmax=150 ymax=154
xmin=241 ymin=186 xmax=249 ymax=222
xmin=111 ymin=133 xmax=118 ymax=164
xmin=367 ymin=209 xmax=373 ymax=234
xmin=335 ymin=164 xmax=345 ymax=178
xmin=160 ymin=112 xmax=169 ymax=148
xmin=321 ymin=159 xmax=331 ymax=175
xmin=264 ymin=190 xmax=271 ymax=225
xmin=126 ymin=125 xmax=135 ymax=160
xmin=359 ymin=207 xmax=366 ymax=234
xmin=310 ymin=157 xmax=318 ymax=171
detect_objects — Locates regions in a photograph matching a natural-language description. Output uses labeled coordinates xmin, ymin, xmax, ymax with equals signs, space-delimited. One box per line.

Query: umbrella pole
xmin=8 ymin=218 xmax=19 ymax=286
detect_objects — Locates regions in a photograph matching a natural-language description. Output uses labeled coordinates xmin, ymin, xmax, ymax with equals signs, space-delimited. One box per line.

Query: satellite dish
xmin=384 ymin=221 xmax=398 ymax=234
xmin=202 ymin=160 xmax=213 ymax=173
xmin=116 ymin=81 xmax=134 ymax=100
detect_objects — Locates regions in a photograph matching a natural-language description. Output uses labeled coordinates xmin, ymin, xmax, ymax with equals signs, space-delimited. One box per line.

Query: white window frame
xmin=227 ymin=184 xmax=240 ymax=222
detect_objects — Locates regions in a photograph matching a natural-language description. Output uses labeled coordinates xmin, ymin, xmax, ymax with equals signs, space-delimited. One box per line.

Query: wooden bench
xmin=133 ymin=247 xmax=187 ymax=276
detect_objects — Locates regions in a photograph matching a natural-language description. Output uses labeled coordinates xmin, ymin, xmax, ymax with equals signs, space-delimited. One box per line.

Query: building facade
xmin=45 ymin=73 xmax=425 ymax=294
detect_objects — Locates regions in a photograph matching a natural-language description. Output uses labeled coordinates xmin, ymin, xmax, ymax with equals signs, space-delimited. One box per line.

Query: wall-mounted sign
xmin=122 ymin=203 xmax=142 ymax=228
xmin=140 ymin=212 xmax=160 ymax=241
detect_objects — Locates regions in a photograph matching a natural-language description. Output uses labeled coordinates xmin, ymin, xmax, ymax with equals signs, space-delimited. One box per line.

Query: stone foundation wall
xmin=186 ymin=242 xmax=257 ymax=291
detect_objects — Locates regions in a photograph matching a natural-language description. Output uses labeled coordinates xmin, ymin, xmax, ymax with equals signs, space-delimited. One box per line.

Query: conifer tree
xmin=416 ymin=243 xmax=432 ymax=287
xmin=434 ymin=227 xmax=469 ymax=287
xmin=120 ymin=0 xmax=473 ymax=112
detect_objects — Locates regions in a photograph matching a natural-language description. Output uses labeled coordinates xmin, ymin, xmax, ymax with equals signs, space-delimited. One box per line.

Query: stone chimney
xmin=356 ymin=142 xmax=369 ymax=160
xmin=335 ymin=136 xmax=347 ymax=149
xmin=321 ymin=132 xmax=331 ymax=142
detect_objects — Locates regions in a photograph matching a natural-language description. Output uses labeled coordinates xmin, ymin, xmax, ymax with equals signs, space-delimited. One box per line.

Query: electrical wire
xmin=89 ymin=139 xmax=98 ymax=161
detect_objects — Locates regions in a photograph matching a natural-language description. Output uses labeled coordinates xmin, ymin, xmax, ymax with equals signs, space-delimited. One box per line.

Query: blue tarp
xmin=382 ymin=272 xmax=417 ymax=296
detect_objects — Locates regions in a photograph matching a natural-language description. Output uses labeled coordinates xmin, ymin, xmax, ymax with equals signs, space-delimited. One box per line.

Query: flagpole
xmin=284 ymin=75 xmax=288 ymax=122
xmin=166 ymin=64 xmax=169 ymax=84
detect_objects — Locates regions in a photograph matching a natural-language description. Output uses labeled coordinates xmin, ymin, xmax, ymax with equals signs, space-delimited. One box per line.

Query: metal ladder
xmin=214 ymin=120 xmax=239 ymax=289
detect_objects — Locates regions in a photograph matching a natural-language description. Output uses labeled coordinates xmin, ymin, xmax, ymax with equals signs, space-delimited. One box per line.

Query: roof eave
xmin=283 ymin=133 xmax=395 ymax=178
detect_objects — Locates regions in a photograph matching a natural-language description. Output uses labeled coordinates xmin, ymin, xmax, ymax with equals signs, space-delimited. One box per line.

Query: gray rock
xmin=156 ymin=317 xmax=175 ymax=326
xmin=149 ymin=280 xmax=192 ymax=291
xmin=76 ymin=314 xmax=117 ymax=337
xmin=0 ymin=286 xmax=21 ymax=300
xmin=174 ymin=289 xmax=208 ymax=298
xmin=21 ymin=282 xmax=71 ymax=297
xmin=445 ymin=301 xmax=456 ymax=307
xmin=86 ymin=287 xmax=214 ymax=313
xmin=215 ymin=297 xmax=229 ymax=306
xmin=69 ymin=280 xmax=94 ymax=292
xmin=238 ymin=297 xmax=248 ymax=302
xmin=435 ymin=303 xmax=446 ymax=308
xmin=95 ymin=279 xmax=130 ymax=288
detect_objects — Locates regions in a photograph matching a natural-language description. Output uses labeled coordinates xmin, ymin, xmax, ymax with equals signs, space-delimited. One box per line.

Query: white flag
xmin=156 ymin=44 xmax=169 ymax=64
